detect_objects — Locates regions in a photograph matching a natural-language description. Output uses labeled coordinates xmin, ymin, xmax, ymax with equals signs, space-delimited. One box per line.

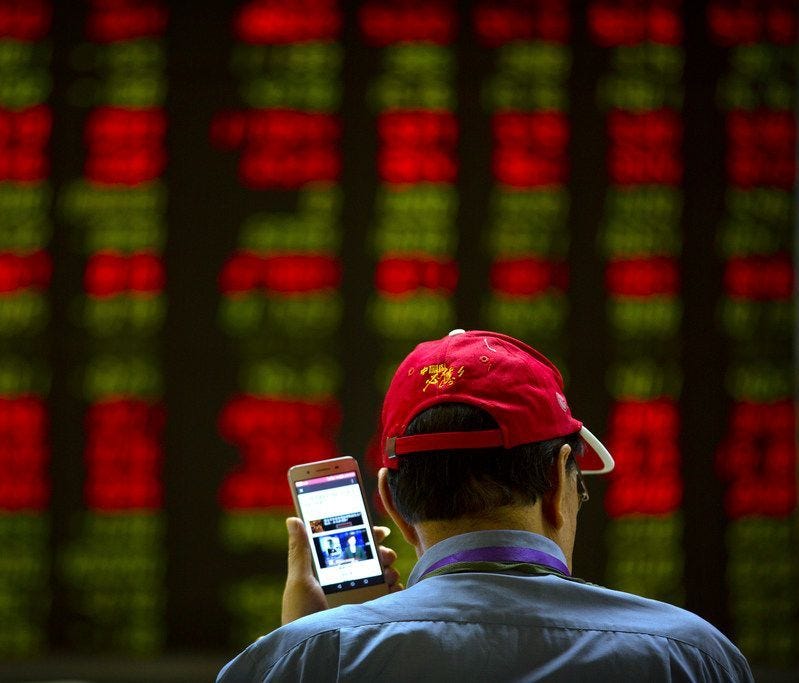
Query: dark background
xmin=0 ymin=0 xmax=795 ymax=680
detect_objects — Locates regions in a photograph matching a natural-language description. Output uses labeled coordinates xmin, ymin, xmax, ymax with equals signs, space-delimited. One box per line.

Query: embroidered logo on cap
xmin=421 ymin=364 xmax=464 ymax=392
xmin=556 ymin=392 xmax=569 ymax=412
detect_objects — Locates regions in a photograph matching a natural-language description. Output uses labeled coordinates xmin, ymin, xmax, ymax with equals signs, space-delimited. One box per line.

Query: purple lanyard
xmin=419 ymin=546 xmax=570 ymax=580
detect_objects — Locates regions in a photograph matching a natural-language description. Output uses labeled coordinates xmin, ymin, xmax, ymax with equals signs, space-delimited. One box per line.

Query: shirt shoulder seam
xmin=260 ymin=629 xmax=341 ymax=677
xmin=260 ymin=618 xmax=744 ymax=678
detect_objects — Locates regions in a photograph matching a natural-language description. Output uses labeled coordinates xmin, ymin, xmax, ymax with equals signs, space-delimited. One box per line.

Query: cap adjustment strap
xmin=385 ymin=429 xmax=505 ymax=459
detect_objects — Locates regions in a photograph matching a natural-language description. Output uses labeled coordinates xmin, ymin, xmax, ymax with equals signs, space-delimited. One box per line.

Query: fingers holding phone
xmin=373 ymin=526 xmax=403 ymax=593
xmin=286 ymin=457 xmax=401 ymax=618
xmin=282 ymin=517 xmax=328 ymax=624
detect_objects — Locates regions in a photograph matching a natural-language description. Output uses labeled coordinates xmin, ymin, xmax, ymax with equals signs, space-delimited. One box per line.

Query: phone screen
xmin=293 ymin=470 xmax=385 ymax=595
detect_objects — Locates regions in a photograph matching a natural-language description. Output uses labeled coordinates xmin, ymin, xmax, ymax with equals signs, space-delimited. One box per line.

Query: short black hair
xmin=386 ymin=403 xmax=583 ymax=524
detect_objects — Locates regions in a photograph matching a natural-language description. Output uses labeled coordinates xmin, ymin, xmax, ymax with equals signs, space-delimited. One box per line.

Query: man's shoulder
xmin=261 ymin=575 xmax=734 ymax=654
xmin=216 ymin=596 xmax=403 ymax=682
xmin=577 ymin=579 xmax=723 ymax=639
xmin=218 ymin=577 xmax=752 ymax=682
xmin=565 ymin=578 xmax=749 ymax=672
xmin=399 ymin=572 xmax=749 ymax=675
xmin=521 ymin=575 xmax=694 ymax=631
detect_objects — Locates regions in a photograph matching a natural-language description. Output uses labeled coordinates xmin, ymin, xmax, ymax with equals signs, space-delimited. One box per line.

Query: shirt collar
xmin=407 ymin=530 xmax=569 ymax=587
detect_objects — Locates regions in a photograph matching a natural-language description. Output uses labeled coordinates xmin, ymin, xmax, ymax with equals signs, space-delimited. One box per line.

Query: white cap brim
xmin=579 ymin=426 xmax=615 ymax=474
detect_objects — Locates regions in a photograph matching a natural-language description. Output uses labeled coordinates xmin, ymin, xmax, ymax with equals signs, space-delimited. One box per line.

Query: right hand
xmin=281 ymin=518 xmax=403 ymax=625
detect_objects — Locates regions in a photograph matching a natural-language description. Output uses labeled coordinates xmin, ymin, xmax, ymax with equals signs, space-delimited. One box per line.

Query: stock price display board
xmin=0 ymin=0 xmax=796 ymax=677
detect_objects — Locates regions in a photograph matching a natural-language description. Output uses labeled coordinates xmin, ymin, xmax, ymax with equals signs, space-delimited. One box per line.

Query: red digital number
xmin=0 ymin=396 xmax=48 ymax=510
xmin=86 ymin=0 xmax=167 ymax=42
xmin=607 ymin=109 xmax=682 ymax=186
xmin=235 ymin=0 xmax=341 ymax=43
xmin=0 ymin=251 xmax=51 ymax=293
xmin=0 ymin=0 xmax=51 ymax=40
xmin=85 ymin=107 xmax=167 ymax=186
xmin=84 ymin=251 xmax=165 ymax=297
xmin=724 ymin=254 xmax=793 ymax=300
xmin=490 ymin=258 xmax=568 ymax=296
xmin=219 ymin=252 xmax=341 ymax=295
xmin=589 ymin=0 xmax=682 ymax=46
xmin=604 ymin=400 xmax=682 ymax=517
xmin=605 ymin=257 xmax=679 ymax=296
xmin=375 ymin=256 xmax=458 ymax=296
xmin=474 ymin=0 xmax=569 ymax=46
xmin=377 ymin=111 xmax=458 ymax=184
xmin=212 ymin=109 xmax=341 ymax=189
xmin=716 ymin=401 xmax=796 ymax=518
xmin=218 ymin=396 xmax=341 ymax=509
xmin=708 ymin=0 xmax=797 ymax=45
xmin=84 ymin=399 xmax=164 ymax=511
xmin=360 ymin=0 xmax=456 ymax=45
xmin=726 ymin=110 xmax=796 ymax=190
xmin=0 ymin=106 xmax=52 ymax=181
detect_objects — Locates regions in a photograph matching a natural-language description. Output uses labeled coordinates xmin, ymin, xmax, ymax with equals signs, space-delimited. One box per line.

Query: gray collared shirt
xmin=218 ymin=530 xmax=753 ymax=682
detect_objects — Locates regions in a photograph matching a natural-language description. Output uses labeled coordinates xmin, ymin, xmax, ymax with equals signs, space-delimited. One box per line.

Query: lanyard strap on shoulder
xmin=421 ymin=560 xmax=578 ymax=581
xmin=418 ymin=546 xmax=579 ymax=582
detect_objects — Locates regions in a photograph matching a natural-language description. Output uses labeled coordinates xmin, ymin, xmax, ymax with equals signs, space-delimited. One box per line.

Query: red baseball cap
xmin=380 ymin=329 xmax=614 ymax=474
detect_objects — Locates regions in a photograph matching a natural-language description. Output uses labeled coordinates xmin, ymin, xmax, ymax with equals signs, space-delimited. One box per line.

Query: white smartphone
xmin=287 ymin=456 xmax=388 ymax=607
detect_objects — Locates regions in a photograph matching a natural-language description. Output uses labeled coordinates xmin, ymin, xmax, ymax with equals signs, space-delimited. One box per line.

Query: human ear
xmin=377 ymin=468 xmax=420 ymax=549
xmin=541 ymin=444 xmax=572 ymax=531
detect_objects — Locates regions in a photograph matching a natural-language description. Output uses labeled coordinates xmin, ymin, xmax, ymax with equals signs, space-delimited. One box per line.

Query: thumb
xmin=286 ymin=517 xmax=314 ymax=580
